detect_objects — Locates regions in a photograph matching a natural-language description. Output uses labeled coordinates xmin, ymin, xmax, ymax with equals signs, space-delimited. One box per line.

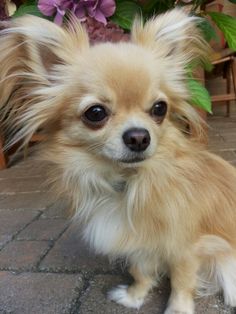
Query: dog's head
xmin=0 ymin=9 xmax=209 ymax=167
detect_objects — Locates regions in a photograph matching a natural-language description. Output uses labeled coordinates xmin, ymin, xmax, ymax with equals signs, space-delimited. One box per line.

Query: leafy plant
xmin=111 ymin=1 xmax=141 ymax=30
xmin=13 ymin=4 xmax=43 ymax=18
xmin=188 ymin=79 xmax=212 ymax=113
xmin=207 ymin=11 xmax=236 ymax=50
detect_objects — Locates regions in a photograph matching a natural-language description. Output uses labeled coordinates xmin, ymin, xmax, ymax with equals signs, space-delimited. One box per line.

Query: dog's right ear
xmin=131 ymin=9 xmax=210 ymax=67
xmin=0 ymin=16 xmax=89 ymax=148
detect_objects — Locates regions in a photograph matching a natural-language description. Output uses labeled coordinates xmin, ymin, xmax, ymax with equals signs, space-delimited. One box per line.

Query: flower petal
xmin=93 ymin=9 xmax=107 ymax=24
xmin=60 ymin=0 xmax=74 ymax=10
xmin=99 ymin=0 xmax=116 ymax=17
xmin=75 ymin=5 xmax=87 ymax=20
xmin=54 ymin=10 xmax=65 ymax=24
xmin=38 ymin=0 xmax=57 ymax=16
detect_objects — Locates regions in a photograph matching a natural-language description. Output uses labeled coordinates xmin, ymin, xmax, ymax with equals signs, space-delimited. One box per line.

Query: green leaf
xmin=207 ymin=12 xmax=236 ymax=51
xmin=111 ymin=1 xmax=141 ymax=30
xmin=198 ymin=18 xmax=219 ymax=42
xmin=188 ymin=79 xmax=212 ymax=113
xmin=13 ymin=4 xmax=44 ymax=18
xmin=228 ymin=0 xmax=236 ymax=3
xmin=24 ymin=0 xmax=37 ymax=4
xmin=142 ymin=0 xmax=170 ymax=16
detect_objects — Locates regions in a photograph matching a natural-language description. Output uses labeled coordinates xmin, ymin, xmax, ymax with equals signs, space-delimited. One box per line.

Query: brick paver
xmin=0 ymin=191 xmax=52 ymax=210
xmin=39 ymin=224 xmax=111 ymax=274
xmin=0 ymin=272 xmax=83 ymax=314
xmin=0 ymin=104 xmax=235 ymax=313
xmin=0 ymin=159 xmax=50 ymax=179
xmin=0 ymin=209 xmax=39 ymax=248
xmin=0 ymin=176 xmax=46 ymax=194
xmin=41 ymin=199 xmax=71 ymax=219
xmin=17 ymin=218 xmax=68 ymax=241
xmin=0 ymin=240 xmax=50 ymax=271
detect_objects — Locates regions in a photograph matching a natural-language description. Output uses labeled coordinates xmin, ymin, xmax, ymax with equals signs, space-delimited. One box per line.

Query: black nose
xmin=122 ymin=128 xmax=150 ymax=152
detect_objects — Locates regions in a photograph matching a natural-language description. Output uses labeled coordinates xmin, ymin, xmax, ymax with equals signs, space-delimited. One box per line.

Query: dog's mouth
xmin=119 ymin=156 xmax=146 ymax=164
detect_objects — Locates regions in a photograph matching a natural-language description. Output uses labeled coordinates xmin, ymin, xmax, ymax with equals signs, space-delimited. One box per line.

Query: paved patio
xmin=0 ymin=105 xmax=235 ymax=314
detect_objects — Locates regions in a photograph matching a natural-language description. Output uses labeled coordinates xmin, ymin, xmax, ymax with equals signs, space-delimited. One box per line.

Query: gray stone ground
xmin=0 ymin=105 xmax=236 ymax=314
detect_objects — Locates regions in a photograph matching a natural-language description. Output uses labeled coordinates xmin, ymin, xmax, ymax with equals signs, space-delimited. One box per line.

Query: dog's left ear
xmin=0 ymin=16 xmax=89 ymax=148
xmin=131 ymin=8 xmax=210 ymax=66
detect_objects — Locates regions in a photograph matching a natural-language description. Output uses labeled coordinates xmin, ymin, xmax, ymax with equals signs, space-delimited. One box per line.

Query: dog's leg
xmin=108 ymin=265 xmax=154 ymax=309
xmin=165 ymin=257 xmax=199 ymax=314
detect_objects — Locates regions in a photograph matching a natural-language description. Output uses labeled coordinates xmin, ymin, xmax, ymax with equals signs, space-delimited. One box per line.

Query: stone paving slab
xmin=41 ymin=199 xmax=72 ymax=219
xmin=0 ymin=209 xmax=39 ymax=248
xmin=39 ymin=224 xmax=112 ymax=274
xmin=0 ymin=177 xmax=47 ymax=193
xmin=0 ymin=167 xmax=43 ymax=179
xmin=17 ymin=218 xmax=68 ymax=241
xmin=208 ymin=140 xmax=236 ymax=151
xmin=210 ymin=150 xmax=236 ymax=162
xmin=0 ymin=160 xmax=51 ymax=179
xmin=0 ymin=191 xmax=52 ymax=210
xmin=0 ymin=271 xmax=83 ymax=314
xmin=0 ymin=240 xmax=50 ymax=271
xmin=207 ymin=136 xmax=224 ymax=145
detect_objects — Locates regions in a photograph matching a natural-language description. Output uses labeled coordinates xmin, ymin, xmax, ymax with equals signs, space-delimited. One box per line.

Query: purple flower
xmin=38 ymin=0 xmax=116 ymax=25
xmin=77 ymin=0 xmax=116 ymax=24
xmin=83 ymin=17 xmax=130 ymax=44
xmin=38 ymin=0 xmax=66 ymax=24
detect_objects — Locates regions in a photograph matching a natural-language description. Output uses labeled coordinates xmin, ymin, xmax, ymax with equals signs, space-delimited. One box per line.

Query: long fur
xmin=1 ymin=9 xmax=236 ymax=313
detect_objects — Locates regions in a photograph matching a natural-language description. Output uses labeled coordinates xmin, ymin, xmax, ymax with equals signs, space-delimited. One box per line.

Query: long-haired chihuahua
xmin=1 ymin=9 xmax=236 ymax=313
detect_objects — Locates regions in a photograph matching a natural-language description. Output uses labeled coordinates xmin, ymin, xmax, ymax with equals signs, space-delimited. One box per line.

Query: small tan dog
xmin=1 ymin=9 xmax=236 ymax=313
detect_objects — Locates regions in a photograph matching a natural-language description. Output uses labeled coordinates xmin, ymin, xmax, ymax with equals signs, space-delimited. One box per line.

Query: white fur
xmin=195 ymin=235 xmax=236 ymax=305
xmin=77 ymin=95 xmax=101 ymax=113
xmin=108 ymin=285 xmax=145 ymax=309
xmin=83 ymin=204 xmax=124 ymax=255
xmin=216 ymin=256 xmax=236 ymax=306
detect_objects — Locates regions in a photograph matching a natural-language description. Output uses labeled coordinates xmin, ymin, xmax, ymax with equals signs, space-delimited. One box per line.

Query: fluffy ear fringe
xmin=171 ymin=101 xmax=208 ymax=143
xmin=132 ymin=8 xmax=211 ymax=69
xmin=0 ymin=15 xmax=89 ymax=149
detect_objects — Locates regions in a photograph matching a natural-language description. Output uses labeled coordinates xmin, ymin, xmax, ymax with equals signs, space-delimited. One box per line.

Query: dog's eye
xmin=82 ymin=105 xmax=109 ymax=128
xmin=84 ymin=105 xmax=107 ymax=122
xmin=151 ymin=101 xmax=167 ymax=123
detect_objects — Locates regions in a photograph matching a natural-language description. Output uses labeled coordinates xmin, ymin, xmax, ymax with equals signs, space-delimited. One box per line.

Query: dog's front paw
xmin=108 ymin=285 xmax=144 ymax=309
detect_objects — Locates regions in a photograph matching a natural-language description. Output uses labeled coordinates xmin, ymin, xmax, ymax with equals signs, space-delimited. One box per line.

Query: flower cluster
xmin=38 ymin=0 xmax=116 ymax=25
xmin=84 ymin=17 xmax=129 ymax=44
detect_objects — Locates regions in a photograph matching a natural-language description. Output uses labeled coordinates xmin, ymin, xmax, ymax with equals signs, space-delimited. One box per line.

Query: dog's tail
xmin=0 ymin=15 xmax=88 ymax=149
xmin=196 ymin=235 xmax=236 ymax=307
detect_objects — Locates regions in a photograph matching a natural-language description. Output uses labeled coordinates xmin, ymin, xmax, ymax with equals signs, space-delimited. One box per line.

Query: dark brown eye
xmin=151 ymin=101 xmax=167 ymax=122
xmin=82 ymin=105 xmax=109 ymax=128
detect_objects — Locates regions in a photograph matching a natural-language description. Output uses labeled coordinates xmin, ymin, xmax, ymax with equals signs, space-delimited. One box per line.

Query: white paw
xmin=107 ymin=285 xmax=144 ymax=309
